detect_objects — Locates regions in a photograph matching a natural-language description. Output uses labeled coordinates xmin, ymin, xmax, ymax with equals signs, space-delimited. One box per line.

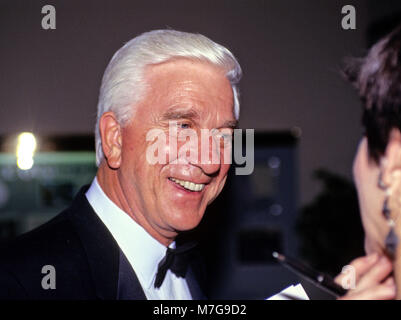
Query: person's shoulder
xmin=0 ymin=209 xmax=77 ymax=265
xmin=0 ymin=205 xmax=93 ymax=299
xmin=0 ymin=185 xmax=92 ymax=266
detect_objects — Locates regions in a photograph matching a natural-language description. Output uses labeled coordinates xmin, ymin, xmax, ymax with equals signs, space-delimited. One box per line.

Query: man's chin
xmin=168 ymin=212 xmax=203 ymax=232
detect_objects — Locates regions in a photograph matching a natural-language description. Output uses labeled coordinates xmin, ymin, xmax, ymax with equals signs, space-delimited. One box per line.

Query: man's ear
xmin=99 ymin=111 xmax=123 ymax=169
xmin=381 ymin=128 xmax=401 ymax=187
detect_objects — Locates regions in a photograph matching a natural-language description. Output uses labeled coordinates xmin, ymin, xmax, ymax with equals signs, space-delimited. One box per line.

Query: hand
xmin=334 ymin=253 xmax=396 ymax=300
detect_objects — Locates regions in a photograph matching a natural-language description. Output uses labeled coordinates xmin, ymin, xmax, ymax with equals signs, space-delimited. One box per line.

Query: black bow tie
xmin=154 ymin=241 xmax=197 ymax=289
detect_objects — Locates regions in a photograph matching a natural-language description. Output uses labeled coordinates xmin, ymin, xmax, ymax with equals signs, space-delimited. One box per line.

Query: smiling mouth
xmin=168 ymin=177 xmax=206 ymax=192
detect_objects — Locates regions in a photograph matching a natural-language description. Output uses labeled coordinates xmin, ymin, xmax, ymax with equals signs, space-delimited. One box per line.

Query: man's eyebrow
xmin=218 ymin=120 xmax=238 ymax=129
xmin=161 ymin=107 xmax=201 ymax=121
xmin=161 ymin=107 xmax=238 ymax=128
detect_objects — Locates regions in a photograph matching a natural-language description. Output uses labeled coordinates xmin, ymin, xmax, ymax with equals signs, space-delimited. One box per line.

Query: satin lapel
xmin=117 ymin=249 xmax=147 ymax=300
xmin=186 ymin=266 xmax=207 ymax=300
xmin=66 ymin=186 xmax=120 ymax=300
xmin=186 ymin=250 xmax=208 ymax=300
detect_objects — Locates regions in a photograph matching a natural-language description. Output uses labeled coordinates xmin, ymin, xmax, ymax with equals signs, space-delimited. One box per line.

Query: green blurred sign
xmin=0 ymin=152 xmax=97 ymax=238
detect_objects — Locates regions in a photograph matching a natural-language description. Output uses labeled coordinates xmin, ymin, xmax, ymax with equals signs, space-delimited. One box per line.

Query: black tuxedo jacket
xmin=0 ymin=186 xmax=206 ymax=300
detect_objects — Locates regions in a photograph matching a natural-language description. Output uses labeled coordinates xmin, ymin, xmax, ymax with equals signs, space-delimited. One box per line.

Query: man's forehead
xmin=141 ymin=58 xmax=235 ymax=119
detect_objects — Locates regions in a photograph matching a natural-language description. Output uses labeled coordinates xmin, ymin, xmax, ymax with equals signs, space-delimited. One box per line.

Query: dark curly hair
xmin=345 ymin=23 xmax=401 ymax=163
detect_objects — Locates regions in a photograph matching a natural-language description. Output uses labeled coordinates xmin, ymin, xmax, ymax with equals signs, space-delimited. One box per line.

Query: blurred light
xmin=17 ymin=157 xmax=34 ymax=170
xmin=16 ymin=132 xmax=37 ymax=170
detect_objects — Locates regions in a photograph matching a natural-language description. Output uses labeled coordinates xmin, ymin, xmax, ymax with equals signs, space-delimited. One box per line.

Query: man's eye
xmin=178 ymin=122 xmax=191 ymax=129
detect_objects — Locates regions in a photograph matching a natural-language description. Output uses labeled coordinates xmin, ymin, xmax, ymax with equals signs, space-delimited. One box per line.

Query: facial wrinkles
xmin=124 ymin=166 xmax=170 ymax=237
xmin=120 ymin=125 xmax=160 ymax=221
xmin=169 ymin=82 xmax=207 ymax=110
xmin=156 ymin=65 xmax=233 ymax=131
xmin=165 ymin=83 xmax=233 ymax=170
xmin=100 ymin=60 xmax=236 ymax=247
xmin=116 ymin=167 xmax=149 ymax=229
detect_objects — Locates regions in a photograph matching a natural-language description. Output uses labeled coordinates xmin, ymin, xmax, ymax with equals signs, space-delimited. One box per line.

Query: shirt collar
xmin=85 ymin=177 xmax=173 ymax=289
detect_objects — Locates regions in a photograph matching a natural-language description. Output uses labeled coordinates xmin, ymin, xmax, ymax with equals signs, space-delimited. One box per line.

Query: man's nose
xmin=194 ymin=135 xmax=221 ymax=176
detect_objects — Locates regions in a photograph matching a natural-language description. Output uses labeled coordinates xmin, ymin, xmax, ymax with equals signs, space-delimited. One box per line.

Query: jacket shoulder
xmin=0 ymin=208 xmax=94 ymax=299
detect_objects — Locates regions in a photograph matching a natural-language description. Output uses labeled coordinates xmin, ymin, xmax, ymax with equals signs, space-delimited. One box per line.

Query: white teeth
xmin=170 ymin=178 xmax=205 ymax=192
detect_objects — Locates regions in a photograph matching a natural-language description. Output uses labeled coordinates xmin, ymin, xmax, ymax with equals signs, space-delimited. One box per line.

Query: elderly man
xmin=0 ymin=30 xmax=241 ymax=299
xmin=0 ymin=29 xmax=392 ymax=300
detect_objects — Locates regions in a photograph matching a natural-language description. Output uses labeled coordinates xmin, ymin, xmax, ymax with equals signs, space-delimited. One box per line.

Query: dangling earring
xmin=378 ymin=172 xmax=399 ymax=259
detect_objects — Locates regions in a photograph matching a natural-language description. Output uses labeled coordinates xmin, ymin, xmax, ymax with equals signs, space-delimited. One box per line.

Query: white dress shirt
xmin=85 ymin=177 xmax=192 ymax=300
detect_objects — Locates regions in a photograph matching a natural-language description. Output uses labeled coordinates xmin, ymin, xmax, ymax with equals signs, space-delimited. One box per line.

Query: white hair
xmin=95 ymin=29 xmax=242 ymax=166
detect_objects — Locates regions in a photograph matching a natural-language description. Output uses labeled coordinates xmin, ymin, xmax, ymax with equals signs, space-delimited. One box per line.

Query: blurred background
xmin=1 ymin=0 xmax=401 ymax=299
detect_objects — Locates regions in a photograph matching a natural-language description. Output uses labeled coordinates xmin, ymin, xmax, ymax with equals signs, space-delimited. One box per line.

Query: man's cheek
xmin=220 ymin=164 xmax=231 ymax=179
xmin=215 ymin=174 xmax=229 ymax=196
